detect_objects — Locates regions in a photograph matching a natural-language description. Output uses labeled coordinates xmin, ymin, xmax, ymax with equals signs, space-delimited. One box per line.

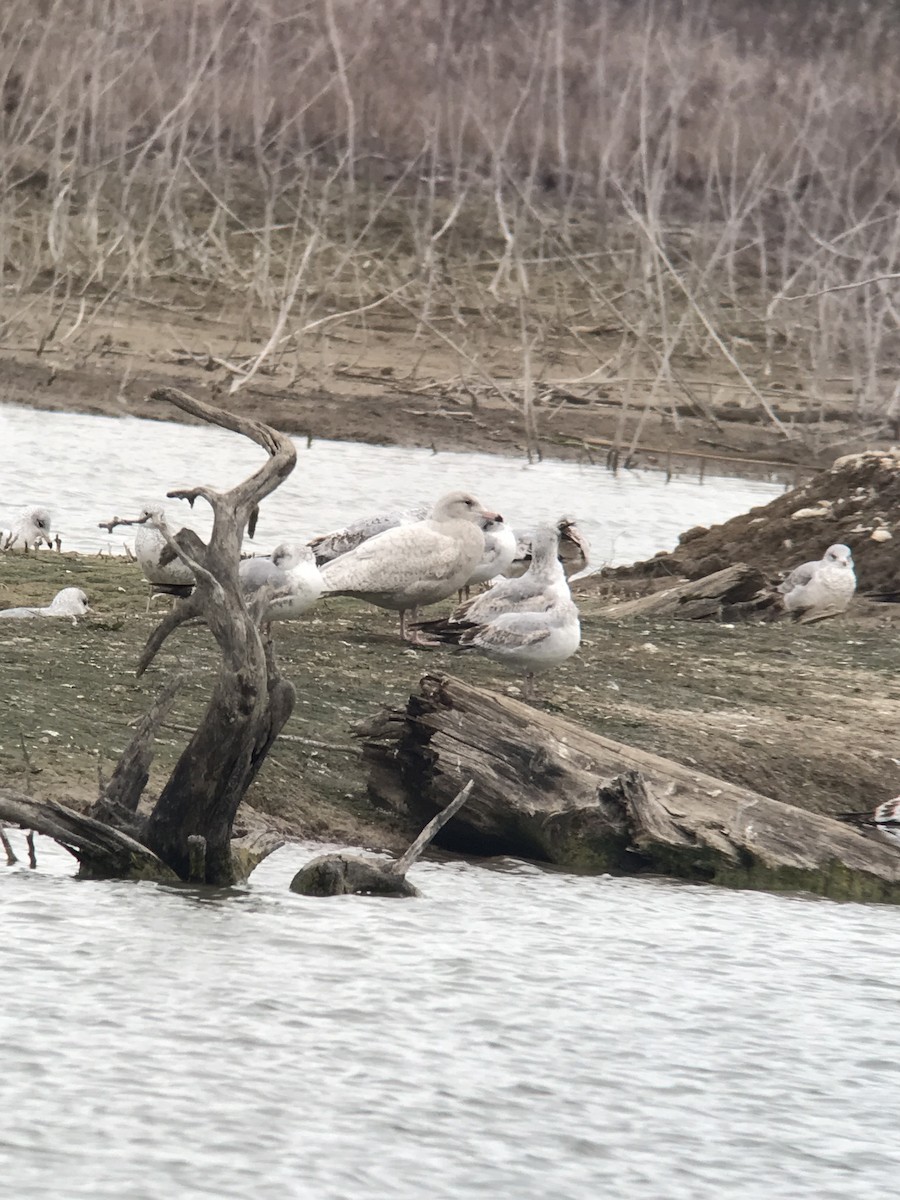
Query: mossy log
xmin=361 ymin=674 xmax=900 ymax=903
xmin=597 ymin=563 xmax=776 ymax=622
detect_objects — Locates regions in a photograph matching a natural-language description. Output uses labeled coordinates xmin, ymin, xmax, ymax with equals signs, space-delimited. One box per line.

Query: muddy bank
xmin=1 ymin=551 xmax=899 ymax=858
xmin=602 ymin=449 xmax=900 ymax=596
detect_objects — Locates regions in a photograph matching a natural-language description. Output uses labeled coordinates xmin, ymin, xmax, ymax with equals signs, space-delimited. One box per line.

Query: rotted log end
xmin=289 ymin=854 xmax=420 ymax=898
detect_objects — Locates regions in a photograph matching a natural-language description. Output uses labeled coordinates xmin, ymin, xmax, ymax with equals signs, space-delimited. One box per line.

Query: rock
xmin=290 ymin=853 xmax=420 ymax=897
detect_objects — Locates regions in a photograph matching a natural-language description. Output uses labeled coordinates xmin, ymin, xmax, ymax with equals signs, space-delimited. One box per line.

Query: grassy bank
xmin=2 ymin=551 xmax=898 ymax=854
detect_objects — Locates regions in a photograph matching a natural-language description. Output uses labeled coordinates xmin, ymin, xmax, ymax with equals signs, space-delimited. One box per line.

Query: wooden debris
xmin=361 ymin=674 xmax=900 ymax=903
xmin=596 ymin=563 xmax=776 ymax=622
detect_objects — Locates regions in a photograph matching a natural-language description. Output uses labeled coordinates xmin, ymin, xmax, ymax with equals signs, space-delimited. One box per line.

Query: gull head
xmin=431 ymin=491 xmax=501 ymax=525
xmin=49 ymin=587 xmax=90 ymax=615
xmin=824 ymin=543 xmax=853 ymax=568
xmin=271 ymin=542 xmax=315 ymax=570
xmin=137 ymin=502 xmax=167 ymax=525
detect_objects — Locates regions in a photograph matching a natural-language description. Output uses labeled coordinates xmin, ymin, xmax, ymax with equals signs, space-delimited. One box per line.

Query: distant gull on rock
xmin=837 ymin=796 xmax=900 ymax=849
xmin=1 ymin=506 xmax=53 ymax=552
xmin=319 ymin=491 xmax=499 ymax=643
xmin=0 ymin=587 xmax=89 ymax=619
xmin=239 ymin=542 xmax=324 ymax=621
xmin=778 ymin=543 xmax=856 ymax=620
xmin=309 ymin=504 xmax=430 ymax=565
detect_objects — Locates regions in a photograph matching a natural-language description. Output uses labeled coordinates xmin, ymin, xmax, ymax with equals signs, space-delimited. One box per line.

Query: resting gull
xmin=1 ymin=506 xmax=53 ymax=552
xmin=778 ymin=543 xmax=855 ymax=620
xmin=837 ymin=796 xmax=900 ymax=849
xmin=507 ymin=515 xmax=590 ymax=579
xmin=0 ymin=587 xmax=89 ymax=619
xmin=319 ymin=490 xmax=500 ymax=643
xmin=239 ymin=542 xmax=324 ymax=621
xmin=309 ymin=504 xmax=430 ymax=566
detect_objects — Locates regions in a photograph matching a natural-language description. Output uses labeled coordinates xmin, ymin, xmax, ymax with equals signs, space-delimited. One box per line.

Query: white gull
xmin=0 ymin=587 xmax=89 ymax=619
xmin=2 ymin=506 xmax=53 ymax=551
xmin=778 ymin=543 xmax=855 ymax=620
xmin=133 ymin=503 xmax=196 ymax=597
xmin=319 ymin=491 xmax=499 ymax=643
xmin=239 ymin=542 xmax=324 ymax=621
xmin=463 ymin=515 xmax=518 ymax=596
xmin=507 ymin=515 xmax=590 ymax=579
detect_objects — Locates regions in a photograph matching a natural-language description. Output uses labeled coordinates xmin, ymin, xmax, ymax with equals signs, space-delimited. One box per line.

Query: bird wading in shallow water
xmin=777 ymin=543 xmax=855 ymax=621
xmin=318 ymin=491 xmax=500 ymax=644
xmin=836 ymin=797 xmax=900 ymax=849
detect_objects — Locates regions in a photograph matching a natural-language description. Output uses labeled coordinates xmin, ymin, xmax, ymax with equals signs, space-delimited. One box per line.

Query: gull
xmin=239 ymin=542 xmax=324 ymax=621
xmin=0 ymin=587 xmax=89 ymax=619
xmin=309 ymin=503 xmax=429 ymax=565
xmin=836 ymin=796 xmax=900 ymax=849
xmin=132 ymin=503 xmax=196 ymax=601
xmin=778 ymin=543 xmax=856 ymax=620
xmin=319 ymin=491 xmax=500 ymax=643
xmin=507 ymin=515 xmax=590 ymax=579
xmin=1 ymin=506 xmax=53 ymax=552
xmin=415 ymin=522 xmax=581 ymax=695
xmin=460 ymin=515 xmax=518 ymax=600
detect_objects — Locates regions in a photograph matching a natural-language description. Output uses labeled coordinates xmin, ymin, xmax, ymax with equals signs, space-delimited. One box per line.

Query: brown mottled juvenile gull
xmin=309 ymin=503 xmax=430 ymax=565
xmin=1 ymin=506 xmax=53 ymax=551
xmin=319 ymin=491 xmax=500 ymax=643
xmin=778 ymin=543 xmax=855 ymax=620
xmin=239 ymin=542 xmax=324 ymax=621
xmin=0 ymin=587 xmax=89 ymax=618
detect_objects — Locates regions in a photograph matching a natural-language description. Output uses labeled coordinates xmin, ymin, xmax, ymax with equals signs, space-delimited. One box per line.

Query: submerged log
xmin=361 ymin=674 xmax=900 ymax=903
xmin=597 ymin=563 xmax=777 ymax=622
xmin=290 ymin=779 xmax=474 ymax=897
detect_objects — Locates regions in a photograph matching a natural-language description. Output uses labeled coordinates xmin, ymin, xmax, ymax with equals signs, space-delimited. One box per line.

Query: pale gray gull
xmin=1 ymin=505 xmax=53 ymax=551
xmin=318 ymin=490 xmax=500 ymax=643
xmin=837 ymin=796 xmax=900 ymax=849
xmin=507 ymin=515 xmax=590 ymax=579
xmin=309 ymin=503 xmax=429 ymax=565
xmin=462 ymin=515 xmax=518 ymax=596
xmin=133 ymin=503 xmax=196 ymax=598
xmin=239 ymin=542 xmax=324 ymax=621
xmin=778 ymin=543 xmax=855 ymax=620
xmin=0 ymin=587 xmax=89 ymax=619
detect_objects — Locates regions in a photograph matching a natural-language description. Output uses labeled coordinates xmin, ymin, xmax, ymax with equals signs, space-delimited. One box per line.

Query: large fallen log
xmin=360 ymin=674 xmax=900 ymax=904
xmin=596 ymin=563 xmax=776 ymax=621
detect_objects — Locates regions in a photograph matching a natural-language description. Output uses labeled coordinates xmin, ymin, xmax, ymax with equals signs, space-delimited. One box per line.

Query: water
xmin=0 ymin=404 xmax=783 ymax=564
xmin=2 ymin=831 xmax=898 ymax=1199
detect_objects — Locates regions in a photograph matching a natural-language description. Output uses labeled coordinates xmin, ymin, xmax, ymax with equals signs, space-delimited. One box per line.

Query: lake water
xmin=0 ymin=404 xmax=784 ymax=564
xmin=2 ymin=831 xmax=898 ymax=1200
xmin=4 ymin=404 xmax=890 ymax=1198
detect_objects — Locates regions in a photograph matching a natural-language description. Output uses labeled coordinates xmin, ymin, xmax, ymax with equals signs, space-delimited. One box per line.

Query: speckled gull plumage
xmin=0 ymin=587 xmax=89 ymax=619
xmin=318 ymin=491 xmax=500 ymax=642
xmin=308 ymin=504 xmax=430 ymax=565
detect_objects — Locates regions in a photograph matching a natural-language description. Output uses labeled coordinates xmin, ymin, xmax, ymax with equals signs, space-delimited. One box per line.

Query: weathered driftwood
xmin=361 ymin=674 xmax=900 ymax=903
xmin=597 ymin=563 xmax=776 ymax=622
xmin=290 ymin=779 xmax=474 ymax=897
xmin=3 ymin=388 xmax=298 ymax=887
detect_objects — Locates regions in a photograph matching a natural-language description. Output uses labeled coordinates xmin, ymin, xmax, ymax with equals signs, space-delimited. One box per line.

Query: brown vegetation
xmin=0 ymin=1 xmax=898 ymax=460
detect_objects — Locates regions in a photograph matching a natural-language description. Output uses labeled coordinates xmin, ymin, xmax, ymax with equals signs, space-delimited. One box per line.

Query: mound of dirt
xmin=611 ymin=449 xmax=900 ymax=595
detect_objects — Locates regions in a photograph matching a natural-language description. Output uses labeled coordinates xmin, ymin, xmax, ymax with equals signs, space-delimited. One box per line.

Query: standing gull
xmin=319 ymin=491 xmax=500 ymax=643
xmin=132 ymin=503 xmax=197 ymax=600
xmin=837 ymin=797 xmax=900 ymax=849
xmin=309 ymin=504 xmax=429 ymax=565
xmin=2 ymin=506 xmax=53 ymax=552
xmin=778 ymin=543 xmax=856 ymax=620
xmin=461 ymin=515 xmax=518 ymax=599
xmin=239 ymin=542 xmax=324 ymax=621
xmin=0 ymin=587 xmax=89 ymax=618
xmin=507 ymin=515 xmax=590 ymax=579
xmin=416 ymin=522 xmax=581 ymax=696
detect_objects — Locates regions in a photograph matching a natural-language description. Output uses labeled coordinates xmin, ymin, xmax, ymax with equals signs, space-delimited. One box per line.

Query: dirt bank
xmin=2 ymin=551 xmax=898 ymax=857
